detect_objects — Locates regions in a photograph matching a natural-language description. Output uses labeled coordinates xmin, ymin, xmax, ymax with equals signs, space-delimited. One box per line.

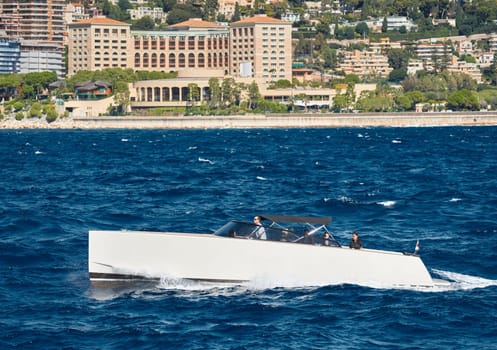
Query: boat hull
xmin=89 ymin=230 xmax=438 ymax=288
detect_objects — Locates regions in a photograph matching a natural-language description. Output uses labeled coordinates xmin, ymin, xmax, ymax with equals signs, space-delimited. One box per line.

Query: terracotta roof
xmin=169 ymin=18 xmax=221 ymax=28
xmin=232 ymin=14 xmax=289 ymax=25
xmin=72 ymin=17 xmax=129 ymax=26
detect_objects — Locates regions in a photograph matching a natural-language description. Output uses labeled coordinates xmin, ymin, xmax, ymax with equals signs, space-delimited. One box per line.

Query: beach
xmin=2 ymin=111 xmax=497 ymax=129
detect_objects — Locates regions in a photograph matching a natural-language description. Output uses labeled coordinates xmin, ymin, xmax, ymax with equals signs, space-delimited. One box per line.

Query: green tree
xmin=187 ymin=83 xmax=200 ymax=103
xmin=203 ymin=0 xmax=218 ymax=21
xmin=322 ymin=47 xmax=338 ymax=69
xmin=381 ymin=17 xmax=388 ymax=33
xmin=44 ymin=104 xmax=58 ymax=123
xmin=395 ymin=94 xmax=413 ymax=110
xmin=478 ymin=89 xmax=497 ymax=109
xmin=208 ymin=77 xmax=221 ymax=108
xmin=113 ymin=80 xmax=130 ymax=114
xmin=21 ymin=85 xmax=36 ymax=99
xmin=0 ymin=73 xmax=22 ymax=90
xmin=232 ymin=3 xmax=241 ymax=21
xmin=166 ymin=4 xmax=202 ymax=25
xmin=387 ymin=48 xmax=410 ymax=70
xmin=344 ymin=74 xmax=361 ymax=84
xmin=446 ymin=89 xmax=479 ymax=110
xmin=332 ymin=94 xmax=348 ymax=112
xmin=222 ymin=78 xmax=242 ymax=107
xmin=23 ymin=71 xmax=58 ymax=96
xmin=132 ymin=16 xmax=155 ymax=30
xmin=355 ymin=22 xmax=369 ymax=38
xmin=247 ymin=81 xmax=260 ymax=110
xmin=28 ymin=102 xmax=43 ymax=118
xmin=388 ymin=68 xmax=407 ymax=82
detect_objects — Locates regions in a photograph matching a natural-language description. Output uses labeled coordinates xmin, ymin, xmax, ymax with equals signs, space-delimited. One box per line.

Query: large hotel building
xmin=68 ymin=15 xmax=292 ymax=84
xmin=67 ymin=15 xmax=295 ymax=108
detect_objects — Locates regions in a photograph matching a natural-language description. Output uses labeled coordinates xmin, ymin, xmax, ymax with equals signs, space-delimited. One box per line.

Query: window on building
xmin=188 ymin=36 xmax=195 ymax=49
xmin=188 ymin=53 xmax=195 ymax=67
xmin=178 ymin=53 xmax=185 ymax=67
xmin=143 ymin=53 xmax=149 ymax=67
xmin=160 ymin=53 xmax=165 ymax=67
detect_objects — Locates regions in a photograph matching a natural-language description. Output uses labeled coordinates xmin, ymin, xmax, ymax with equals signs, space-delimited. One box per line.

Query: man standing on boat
xmin=252 ymin=216 xmax=267 ymax=240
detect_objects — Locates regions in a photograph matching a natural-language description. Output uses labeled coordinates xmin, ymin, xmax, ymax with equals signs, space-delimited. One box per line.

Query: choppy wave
xmin=2 ymin=127 xmax=497 ymax=349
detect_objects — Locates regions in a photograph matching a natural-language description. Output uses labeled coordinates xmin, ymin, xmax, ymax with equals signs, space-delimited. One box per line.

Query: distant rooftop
xmin=232 ymin=14 xmax=290 ymax=26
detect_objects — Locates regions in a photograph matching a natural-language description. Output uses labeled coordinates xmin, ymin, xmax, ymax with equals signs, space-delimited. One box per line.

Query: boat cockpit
xmin=213 ymin=215 xmax=341 ymax=247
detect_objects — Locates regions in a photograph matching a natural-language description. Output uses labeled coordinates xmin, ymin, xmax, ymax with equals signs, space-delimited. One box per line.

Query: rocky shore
xmin=2 ymin=112 xmax=497 ymax=130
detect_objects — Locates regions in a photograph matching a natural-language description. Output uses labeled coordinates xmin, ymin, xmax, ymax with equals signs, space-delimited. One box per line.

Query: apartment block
xmin=477 ymin=52 xmax=494 ymax=68
xmin=339 ymin=50 xmax=392 ymax=78
xmin=67 ymin=17 xmax=132 ymax=76
xmin=447 ymin=56 xmax=482 ymax=83
xmin=0 ymin=0 xmax=65 ymax=75
xmin=414 ymin=42 xmax=451 ymax=71
xmin=0 ymin=38 xmax=21 ymax=74
xmin=230 ymin=15 xmax=292 ymax=83
xmin=217 ymin=0 xmax=254 ymax=19
xmin=456 ymin=40 xmax=473 ymax=55
xmin=127 ymin=7 xmax=167 ymax=23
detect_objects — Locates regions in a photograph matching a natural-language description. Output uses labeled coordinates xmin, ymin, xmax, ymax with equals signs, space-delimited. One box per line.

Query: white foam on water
xmin=90 ymin=266 xmax=497 ymax=299
xmin=429 ymin=269 xmax=497 ymax=291
xmin=256 ymin=176 xmax=267 ymax=181
xmin=198 ymin=157 xmax=214 ymax=164
xmin=378 ymin=200 xmax=396 ymax=208
xmin=449 ymin=198 xmax=462 ymax=202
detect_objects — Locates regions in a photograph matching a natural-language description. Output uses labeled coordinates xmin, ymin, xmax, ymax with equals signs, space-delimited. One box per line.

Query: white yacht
xmin=89 ymin=215 xmax=448 ymax=288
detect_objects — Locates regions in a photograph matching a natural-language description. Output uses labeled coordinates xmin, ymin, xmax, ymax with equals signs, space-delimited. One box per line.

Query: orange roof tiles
xmin=232 ymin=14 xmax=289 ymax=25
xmin=169 ymin=18 xmax=221 ymax=28
xmin=73 ymin=17 xmax=129 ymax=26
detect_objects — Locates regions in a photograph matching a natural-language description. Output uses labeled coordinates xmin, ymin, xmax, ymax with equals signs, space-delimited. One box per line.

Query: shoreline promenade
xmin=2 ymin=112 xmax=497 ymax=129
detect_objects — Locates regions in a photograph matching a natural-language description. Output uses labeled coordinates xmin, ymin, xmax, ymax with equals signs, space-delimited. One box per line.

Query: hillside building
xmin=338 ymin=49 xmax=392 ymax=78
xmin=0 ymin=0 xmax=65 ymax=76
xmin=230 ymin=15 xmax=292 ymax=83
xmin=67 ymin=17 xmax=132 ymax=76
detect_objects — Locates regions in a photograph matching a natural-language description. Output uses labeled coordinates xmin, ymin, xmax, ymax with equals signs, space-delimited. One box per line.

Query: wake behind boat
xmin=88 ymin=215 xmax=449 ymax=288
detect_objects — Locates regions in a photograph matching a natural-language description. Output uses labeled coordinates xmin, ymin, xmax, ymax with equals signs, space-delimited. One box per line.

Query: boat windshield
xmin=214 ymin=220 xmax=341 ymax=246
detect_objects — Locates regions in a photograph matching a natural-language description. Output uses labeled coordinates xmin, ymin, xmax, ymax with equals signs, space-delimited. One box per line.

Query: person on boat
xmin=251 ymin=216 xmax=267 ymax=240
xmin=302 ymin=229 xmax=314 ymax=244
xmin=349 ymin=231 xmax=363 ymax=249
xmin=323 ymin=231 xmax=330 ymax=246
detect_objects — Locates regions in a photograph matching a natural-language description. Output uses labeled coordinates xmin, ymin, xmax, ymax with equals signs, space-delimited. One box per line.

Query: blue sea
xmin=1 ymin=127 xmax=497 ymax=349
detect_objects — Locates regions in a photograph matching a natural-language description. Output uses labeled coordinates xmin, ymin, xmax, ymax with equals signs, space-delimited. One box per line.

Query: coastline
xmin=2 ymin=111 xmax=497 ymax=130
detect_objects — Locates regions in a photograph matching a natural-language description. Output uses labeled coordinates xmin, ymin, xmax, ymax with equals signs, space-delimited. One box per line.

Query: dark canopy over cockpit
xmin=258 ymin=215 xmax=331 ymax=225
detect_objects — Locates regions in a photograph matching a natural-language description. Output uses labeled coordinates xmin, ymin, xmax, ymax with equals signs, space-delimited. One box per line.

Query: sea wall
xmin=2 ymin=112 xmax=497 ymax=129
